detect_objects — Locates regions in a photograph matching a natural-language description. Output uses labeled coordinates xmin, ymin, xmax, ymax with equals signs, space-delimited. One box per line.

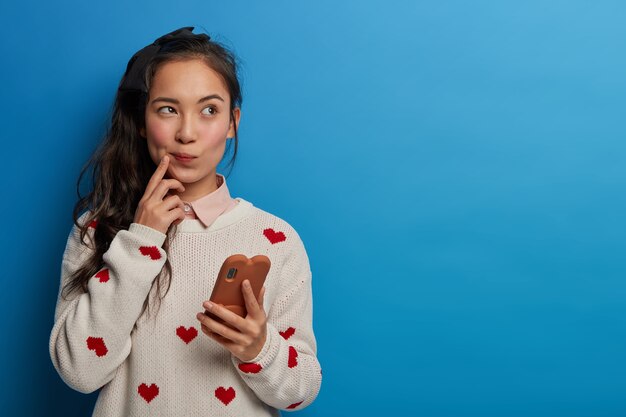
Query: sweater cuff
xmin=128 ymin=223 xmax=167 ymax=247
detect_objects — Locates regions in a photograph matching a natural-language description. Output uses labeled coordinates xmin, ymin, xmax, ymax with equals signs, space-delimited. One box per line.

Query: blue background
xmin=1 ymin=1 xmax=625 ymax=416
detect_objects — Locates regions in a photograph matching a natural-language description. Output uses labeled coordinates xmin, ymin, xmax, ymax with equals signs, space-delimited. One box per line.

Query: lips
xmin=172 ymin=153 xmax=196 ymax=161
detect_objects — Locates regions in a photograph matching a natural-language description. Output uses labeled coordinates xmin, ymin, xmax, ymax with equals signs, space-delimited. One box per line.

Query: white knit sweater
xmin=49 ymin=197 xmax=322 ymax=416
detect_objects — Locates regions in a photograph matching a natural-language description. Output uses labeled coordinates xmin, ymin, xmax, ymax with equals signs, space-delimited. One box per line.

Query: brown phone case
xmin=206 ymin=254 xmax=270 ymax=320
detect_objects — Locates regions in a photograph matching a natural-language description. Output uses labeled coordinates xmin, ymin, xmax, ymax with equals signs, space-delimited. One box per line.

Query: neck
xmin=174 ymin=175 xmax=219 ymax=202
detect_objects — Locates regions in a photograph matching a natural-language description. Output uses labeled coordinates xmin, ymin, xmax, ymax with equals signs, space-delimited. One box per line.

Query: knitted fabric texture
xmin=49 ymin=197 xmax=322 ymax=416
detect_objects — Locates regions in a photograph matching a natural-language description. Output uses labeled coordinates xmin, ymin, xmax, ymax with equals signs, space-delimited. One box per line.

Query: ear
xmin=139 ymin=127 xmax=146 ymax=138
xmin=227 ymin=107 xmax=241 ymax=139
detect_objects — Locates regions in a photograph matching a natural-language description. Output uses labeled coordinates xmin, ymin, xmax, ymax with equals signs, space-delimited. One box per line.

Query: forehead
xmin=149 ymin=58 xmax=229 ymax=99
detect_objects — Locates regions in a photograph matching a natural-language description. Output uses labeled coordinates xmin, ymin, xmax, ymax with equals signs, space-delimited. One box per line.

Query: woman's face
xmin=142 ymin=58 xmax=240 ymax=200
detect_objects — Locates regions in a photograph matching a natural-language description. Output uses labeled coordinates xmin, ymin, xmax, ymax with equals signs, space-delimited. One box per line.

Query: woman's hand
xmin=196 ymin=280 xmax=268 ymax=362
xmin=133 ymin=155 xmax=186 ymax=234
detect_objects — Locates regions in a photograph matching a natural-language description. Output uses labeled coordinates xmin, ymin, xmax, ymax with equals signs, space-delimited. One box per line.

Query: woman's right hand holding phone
xmin=133 ymin=155 xmax=187 ymax=234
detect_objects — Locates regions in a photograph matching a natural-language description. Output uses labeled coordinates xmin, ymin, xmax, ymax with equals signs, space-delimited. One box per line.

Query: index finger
xmin=203 ymin=302 xmax=247 ymax=331
xmin=144 ymin=155 xmax=170 ymax=198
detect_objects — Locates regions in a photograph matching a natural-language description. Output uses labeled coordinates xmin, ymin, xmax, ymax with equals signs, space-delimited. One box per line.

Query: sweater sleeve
xmin=231 ymin=232 xmax=322 ymax=411
xmin=49 ymin=213 xmax=168 ymax=394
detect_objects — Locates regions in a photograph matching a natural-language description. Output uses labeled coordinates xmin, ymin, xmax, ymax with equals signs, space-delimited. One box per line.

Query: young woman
xmin=49 ymin=26 xmax=322 ymax=416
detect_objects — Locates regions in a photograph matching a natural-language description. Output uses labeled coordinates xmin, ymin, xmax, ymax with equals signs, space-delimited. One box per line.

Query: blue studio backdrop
xmin=1 ymin=1 xmax=625 ymax=416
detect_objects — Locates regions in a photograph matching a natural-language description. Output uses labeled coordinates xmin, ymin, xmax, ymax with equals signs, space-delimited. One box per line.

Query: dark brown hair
xmin=63 ymin=32 xmax=243 ymax=319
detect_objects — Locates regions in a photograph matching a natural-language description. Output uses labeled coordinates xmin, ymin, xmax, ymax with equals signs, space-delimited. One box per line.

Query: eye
xmin=157 ymin=106 xmax=177 ymax=114
xmin=201 ymin=106 xmax=217 ymax=116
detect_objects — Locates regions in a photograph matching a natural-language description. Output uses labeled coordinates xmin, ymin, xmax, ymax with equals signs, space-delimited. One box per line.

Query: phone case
xmin=207 ymin=254 xmax=271 ymax=319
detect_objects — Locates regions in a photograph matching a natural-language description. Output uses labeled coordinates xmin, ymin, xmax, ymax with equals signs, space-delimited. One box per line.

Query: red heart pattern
xmin=176 ymin=326 xmax=197 ymax=344
xmin=287 ymin=401 xmax=303 ymax=409
xmin=94 ymin=269 xmax=109 ymax=283
xmin=138 ymin=383 xmax=159 ymax=403
xmin=86 ymin=336 xmax=108 ymax=357
xmin=238 ymin=363 xmax=262 ymax=374
xmin=288 ymin=346 xmax=298 ymax=368
xmin=263 ymin=228 xmax=286 ymax=244
xmin=79 ymin=223 xmax=315 ymax=409
xmin=139 ymin=246 xmax=161 ymax=260
xmin=279 ymin=327 xmax=295 ymax=340
xmin=215 ymin=386 xmax=236 ymax=405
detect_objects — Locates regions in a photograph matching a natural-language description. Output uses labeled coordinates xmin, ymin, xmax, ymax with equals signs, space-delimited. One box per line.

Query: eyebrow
xmin=151 ymin=94 xmax=225 ymax=105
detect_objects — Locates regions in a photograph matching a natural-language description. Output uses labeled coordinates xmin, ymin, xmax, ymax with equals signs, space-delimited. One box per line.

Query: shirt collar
xmin=183 ymin=174 xmax=237 ymax=227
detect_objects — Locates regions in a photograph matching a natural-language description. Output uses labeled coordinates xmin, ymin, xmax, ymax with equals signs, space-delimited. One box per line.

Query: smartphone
xmin=206 ymin=254 xmax=270 ymax=321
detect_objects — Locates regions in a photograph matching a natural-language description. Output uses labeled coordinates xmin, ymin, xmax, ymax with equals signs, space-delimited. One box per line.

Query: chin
xmin=170 ymin=173 xmax=195 ymax=184
xmin=176 ymin=170 xmax=206 ymax=184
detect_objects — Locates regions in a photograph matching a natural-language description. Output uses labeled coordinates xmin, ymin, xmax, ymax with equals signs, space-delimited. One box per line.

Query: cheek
xmin=199 ymin=121 xmax=231 ymax=147
xmin=146 ymin=120 xmax=173 ymax=148
xmin=143 ymin=118 xmax=175 ymax=167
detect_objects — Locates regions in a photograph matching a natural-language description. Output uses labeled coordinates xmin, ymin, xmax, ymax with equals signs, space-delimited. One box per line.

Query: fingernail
xmin=243 ymin=280 xmax=251 ymax=288
xmin=162 ymin=155 xmax=168 ymax=163
xmin=203 ymin=301 xmax=213 ymax=310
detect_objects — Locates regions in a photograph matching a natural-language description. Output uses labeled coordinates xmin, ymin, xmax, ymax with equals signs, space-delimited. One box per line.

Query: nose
xmin=176 ymin=114 xmax=197 ymax=144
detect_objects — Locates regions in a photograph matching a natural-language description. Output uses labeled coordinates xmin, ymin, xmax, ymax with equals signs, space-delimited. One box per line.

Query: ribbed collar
xmin=182 ymin=174 xmax=238 ymax=228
